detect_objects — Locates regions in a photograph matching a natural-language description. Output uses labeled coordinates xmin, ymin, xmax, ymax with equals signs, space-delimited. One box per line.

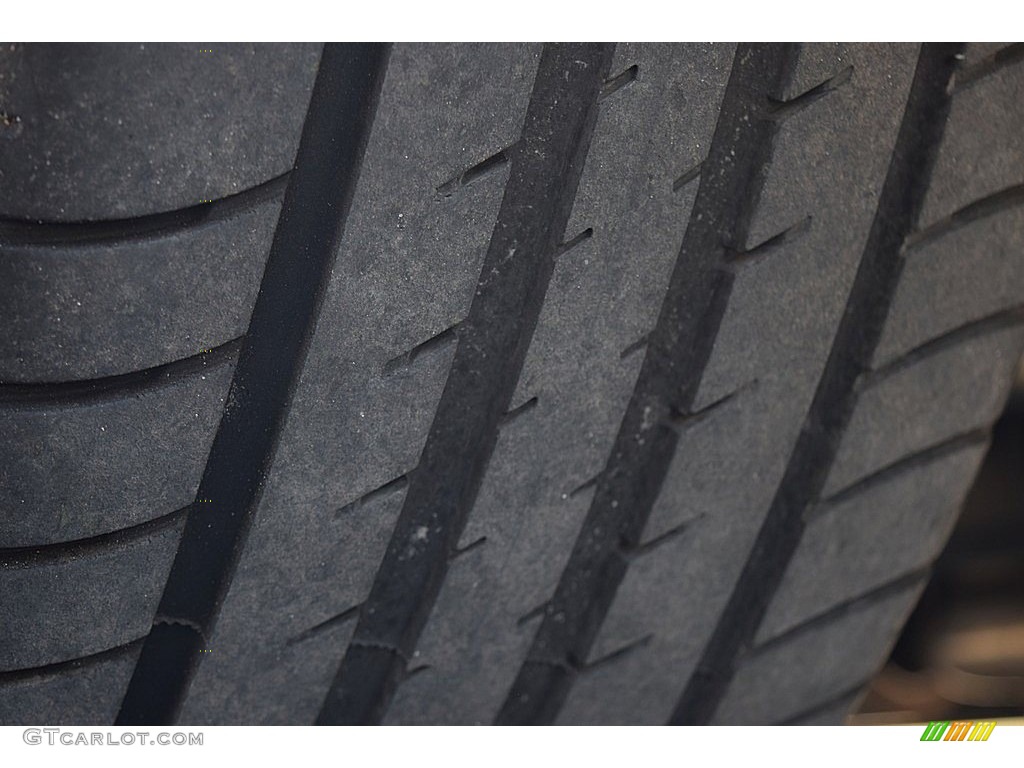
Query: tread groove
xmin=0 ymin=638 xmax=143 ymax=685
xmin=334 ymin=475 xmax=409 ymax=517
xmin=723 ymin=215 xmax=812 ymax=269
xmin=555 ymin=227 xmax=594 ymax=258
xmin=904 ymin=182 xmax=1024 ymax=251
xmin=619 ymin=333 xmax=649 ymax=359
xmin=496 ymin=43 xmax=802 ymax=725
xmin=953 ymin=43 xmax=1024 ymax=92
xmin=766 ymin=66 xmax=854 ymax=123
xmin=315 ymin=43 xmax=617 ymax=726
xmin=0 ymin=338 xmax=241 ymax=405
xmin=436 ymin=148 xmax=512 ymax=198
xmin=115 ymin=43 xmax=392 ymax=726
xmin=673 ymin=161 xmax=703 ymax=192
xmin=600 ymin=65 xmax=638 ymax=100
xmin=500 ymin=396 xmax=539 ymax=426
xmin=864 ymin=304 xmax=1024 ymax=387
xmin=667 ymin=379 xmax=756 ymax=432
xmin=568 ymin=473 xmax=601 ymax=499
xmin=450 ymin=535 xmax=488 ymax=560
xmin=813 ymin=428 xmax=988 ymax=515
xmin=287 ymin=604 xmax=362 ymax=647
xmin=580 ymin=633 xmax=654 ymax=673
xmin=750 ymin=568 xmax=929 ymax=658
xmin=382 ymin=324 xmax=461 ymax=375
xmin=0 ymin=175 xmax=288 ymax=247
xmin=669 ymin=43 xmax=964 ymax=726
xmin=0 ymin=505 xmax=189 ymax=569
xmin=517 ymin=601 xmax=550 ymax=627
xmin=624 ymin=517 xmax=699 ymax=561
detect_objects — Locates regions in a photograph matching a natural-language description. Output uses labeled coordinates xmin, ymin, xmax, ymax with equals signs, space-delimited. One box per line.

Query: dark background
xmin=855 ymin=366 xmax=1024 ymax=723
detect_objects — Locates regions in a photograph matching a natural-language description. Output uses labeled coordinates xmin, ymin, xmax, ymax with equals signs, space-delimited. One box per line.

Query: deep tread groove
xmin=315 ymin=43 xmax=616 ymax=726
xmin=115 ymin=43 xmax=392 ymax=726
xmin=0 ymin=175 xmax=288 ymax=247
xmin=351 ymin=639 xmax=408 ymax=662
xmin=0 ymin=338 xmax=241 ymax=405
xmin=153 ymin=615 xmax=206 ymax=637
xmin=496 ymin=43 xmax=802 ymax=726
xmin=669 ymin=43 xmax=964 ymax=726
xmin=9 ymin=42 xmax=1006 ymax=730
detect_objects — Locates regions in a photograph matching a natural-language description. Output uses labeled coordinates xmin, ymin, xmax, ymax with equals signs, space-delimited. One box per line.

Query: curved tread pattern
xmin=0 ymin=44 xmax=320 ymax=221
xmin=319 ymin=42 xmax=616 ymax=726
xmin=0 ymin=640 xmax=142 ymax=725
xmin=0 ymin=353 xmax=236 ymax=547
xmin=0 ymin=181 xmax=281 ymax=381
xmin=671 ymin=42 xmax=963 ymax=726
xmin=386 ymin=42 xmax=736 ymax=726
xmin=556 ymin=42 xmax=923 ymax=726
xmin=3 ymin=42 xmax=1021 ymax=727
xmin=115 ymin=43 xmax=392 ymax=726
xmin=497 ymin=42 xmax=801 ymax=726
xmin=0 ymin=515 xmax=184 ymax=671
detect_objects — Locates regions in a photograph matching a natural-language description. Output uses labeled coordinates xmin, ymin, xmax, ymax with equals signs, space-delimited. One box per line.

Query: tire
xmin=1 ymin=42 xmax=1022 ymax=726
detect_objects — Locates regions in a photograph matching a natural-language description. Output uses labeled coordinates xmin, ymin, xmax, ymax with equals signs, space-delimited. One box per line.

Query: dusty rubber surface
xmin=1 ymin=43 xmax=1022 ymax=725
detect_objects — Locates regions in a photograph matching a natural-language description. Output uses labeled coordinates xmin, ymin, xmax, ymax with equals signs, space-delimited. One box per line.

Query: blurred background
xmin=852 ymin=361 xmax=1024 ymax=724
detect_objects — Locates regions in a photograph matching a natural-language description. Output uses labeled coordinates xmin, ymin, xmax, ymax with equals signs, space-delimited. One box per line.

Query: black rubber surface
xmin=2 ymin=42 xmax=1023 ymax=725
xmin=0 ymin=43 xmax=319 ymax=220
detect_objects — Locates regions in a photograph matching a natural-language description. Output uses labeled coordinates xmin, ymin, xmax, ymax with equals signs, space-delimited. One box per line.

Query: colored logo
xmin=920 ymin=721 xmax=995 ymax=741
